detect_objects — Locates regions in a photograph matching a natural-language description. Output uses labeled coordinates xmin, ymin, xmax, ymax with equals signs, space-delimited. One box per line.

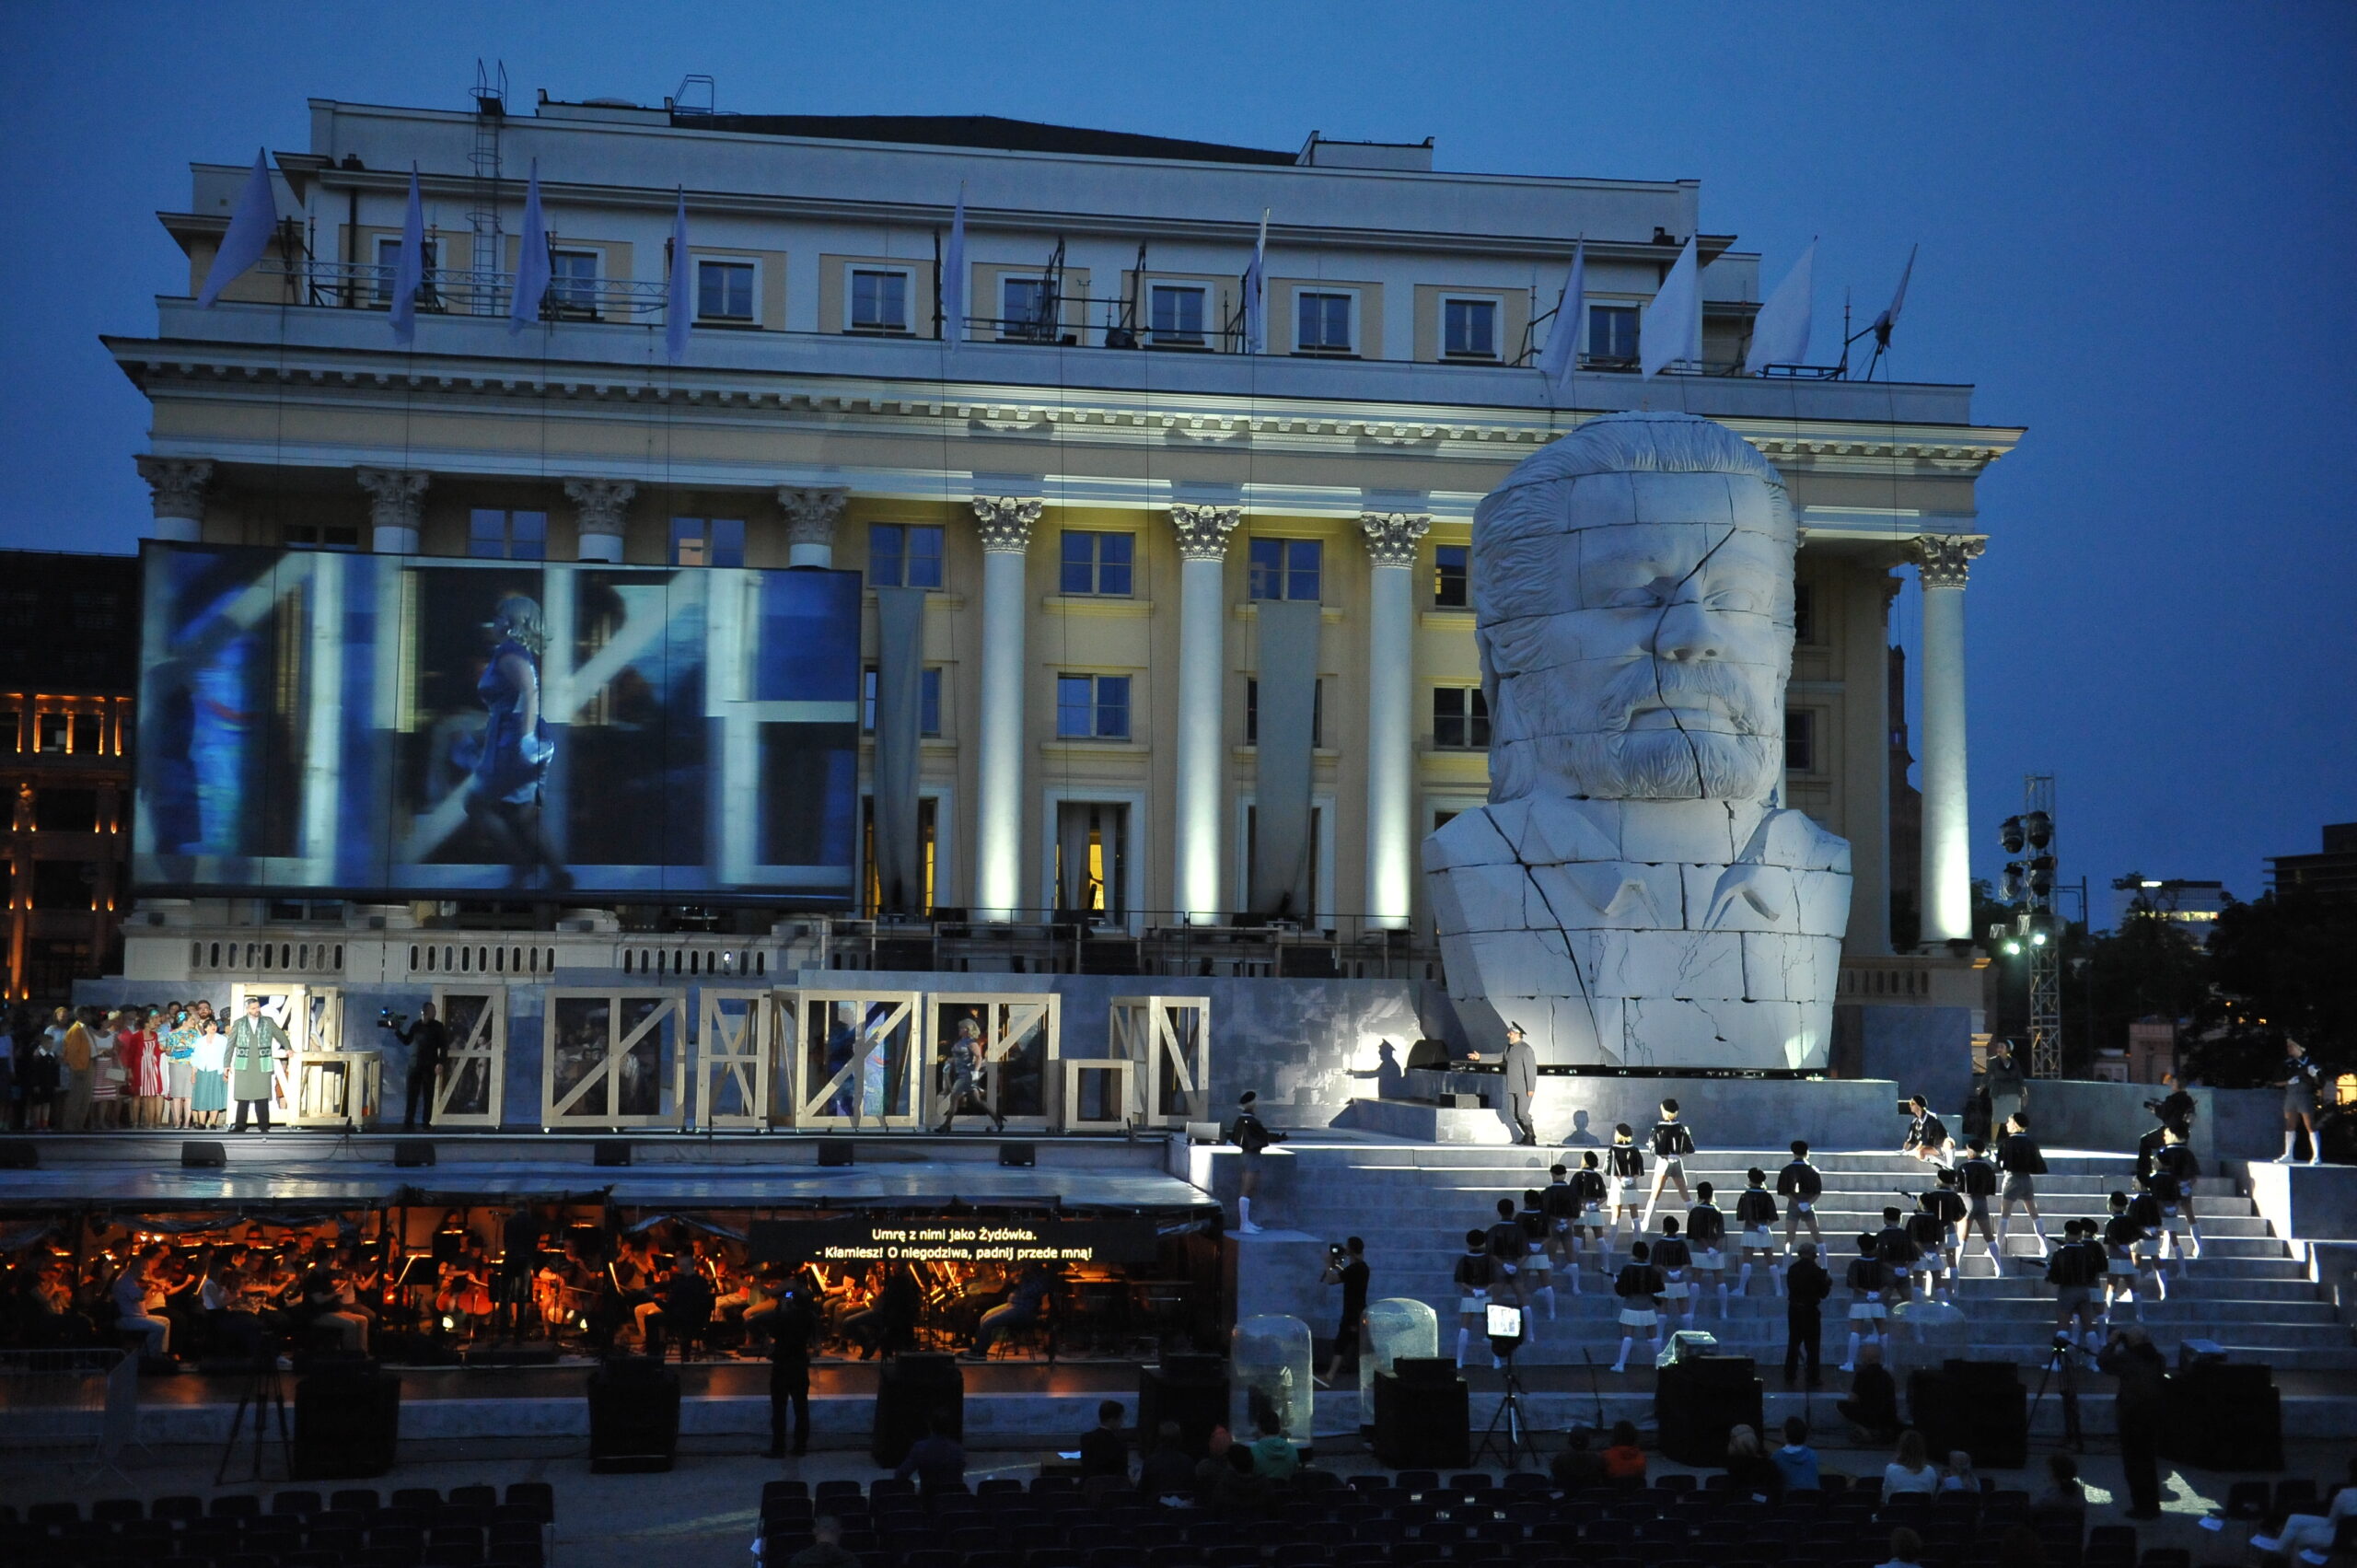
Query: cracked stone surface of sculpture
xmin=1425 ymin=411 xmax=1852 ymax=1069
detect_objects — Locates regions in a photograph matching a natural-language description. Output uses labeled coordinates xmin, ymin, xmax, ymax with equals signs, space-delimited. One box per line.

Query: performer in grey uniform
xmin=1499 ymin=1023 xmax=1538 ymax=1145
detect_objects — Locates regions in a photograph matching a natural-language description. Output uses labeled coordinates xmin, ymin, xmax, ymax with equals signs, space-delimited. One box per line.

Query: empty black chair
xmin=421 ymin=1545 xmax=481 ymax=1568
xmin=390 ymin=1493 xmax=442 ymax=1516
xmin=500 ymin=1487 xmax=553 ymax=1526
xmin=217 ymin=1555 xmax=282 ymax=1568
xmin=94 ymin=1502 xmax=145 ymax=1525
xmin=897 ymin=1553 xmax=958 ymax=1568
xmin=331 ymin=1493 xmax=381 ymax=1516
xmin=283 ymin=1552 xmax=343 ymax=1568
xmin=447 ymin=1488 xmax=496 ymax=1513
xmin=269 ymin=1493 xmax=321 ymax=1521
xmin=151 ymin=1498 xmax=204 ymax=1525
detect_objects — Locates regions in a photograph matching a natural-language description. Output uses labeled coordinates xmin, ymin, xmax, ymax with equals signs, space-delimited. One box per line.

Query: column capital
xmin=1170 ymin=505 xmax=1242 ymax=563
xmin=356 ymin=468 xmax=430 ymax=528
xmin=777 ymin=486 xmax=849 ymax=552
xmin=1913 ymin=533 xmax=1985 ymax=589
xmin=1359 ymin=511 xmax=1432 ymax=568
xmin=561 ymin=477 xmax=636 ymax=538
xmin=970 ymin=496 xmax=1042 ymax=553
xmin=135 ymin=456 xmax=213 ymax=523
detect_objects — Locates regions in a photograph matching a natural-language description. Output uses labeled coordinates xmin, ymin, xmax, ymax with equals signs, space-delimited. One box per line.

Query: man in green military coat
xmin=227 ymin=995 xmax=291 ymax=1132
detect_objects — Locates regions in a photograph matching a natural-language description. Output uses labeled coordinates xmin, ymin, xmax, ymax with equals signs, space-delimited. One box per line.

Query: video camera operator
xmin=1318 ymin=1236 xmax=1369 ymax=1387
xmin=385 ymin=1003 xmax=448 ymax=1132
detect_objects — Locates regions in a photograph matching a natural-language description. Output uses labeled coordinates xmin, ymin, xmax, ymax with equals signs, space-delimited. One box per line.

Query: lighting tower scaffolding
xmin=1994 ymin=775 xmax=2064 ymax=1078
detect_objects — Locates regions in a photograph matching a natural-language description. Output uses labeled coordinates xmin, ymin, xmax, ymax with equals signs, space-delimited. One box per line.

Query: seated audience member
xmin=1940 ymin=1449 xmax=1980 ymax=1493
xmin=2031 ymin=1453 xmax=2086 ymax=1534
xmin=2257 ymin=1454 xmax=2357 ymax=1558
xmin=1772 ymin=1417 xmax=1822 ymax=1493
xmin=1247 ymin=1411 xmax=1299 ymax=1480
xmin=1724 ymin=1423 xmax=1783 ymax=1498
xmin=1078 ymin=1399 xmax=1130 ymax=1480
xmin=1193 ymin=1426 xmax=1264 ymax=1516
xmin=783 ymin=1516 xmax=859 ymax=1568
xmin=1883 ymin=1428 xmax=1940 ymax=1495
xmin=1137 ymin=1420 xmax=1195 ymax=1500
xmin=1878 ymin=1527 xmax=1927 ymax=1568
xmin=1992 ymin=1524 xmax=2047 ymax=1568
xmin=1602 ymin=1419 xmax=1647 ymax=1484
xmin=893 ymin=1411 xmax=967 ymax=1493
xmin=1839 ymin=1342 xmax=1900 ymax=1441
xmin=1550 ymin=1425 xmax=1607 ymax=1490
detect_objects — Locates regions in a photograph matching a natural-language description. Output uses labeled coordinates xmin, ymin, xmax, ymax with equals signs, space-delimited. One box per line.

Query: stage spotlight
xmin=1999 ymin=816 xmax=2026 ymax=854
xmin=2023 ymin=810 xmax=2053 ymax=850
xmin=2001 ymin=863 xmax=2025 ymax=902
xmin=2027 ymin=855 xmax=2056 ymax=897
xmin=2030 ymin=930 xmax=2049 ymax=947
xmin=2003 ymin=938 xmax=2023 ymax=956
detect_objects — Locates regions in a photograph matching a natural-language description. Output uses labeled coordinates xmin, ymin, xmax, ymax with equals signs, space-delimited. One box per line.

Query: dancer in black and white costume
xmin=1610 ymin=1240 xmax=1666 ymax=1373
xmin=1735 ymin=1167 xmax=1782 ymax=1298
xmin=1640 ymin=1098 xmax=1695 ymax=1229
xmin=1571 ymin=1151 xmax=1611 ymax=1283
xmin=1687 ymin=1183 xmax=1730 ymax=1319
xmin=1840 ymin=1233 xmax=1887 ymax=1373
xmin=1777 ymin=1141 xmax=1825 ymax=1253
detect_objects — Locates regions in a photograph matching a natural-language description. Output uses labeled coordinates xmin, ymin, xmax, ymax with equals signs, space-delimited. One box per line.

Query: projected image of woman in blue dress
xmin=456 ymin=594 xmax=571 ymax=891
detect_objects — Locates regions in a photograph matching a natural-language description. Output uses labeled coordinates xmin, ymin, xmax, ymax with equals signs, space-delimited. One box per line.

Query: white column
xmin=563 ymin=478 xmax=635 ymax=563
xmin=1360 ymin=512 xmax=1429 ymax=929
xmin=971 ymin=497 xmax=1041 ymax=920
xmin=1915 ymin=535 xmax=1984 ymax=945
xmin=1171 ymin=505 xmax=1241 ymax=923
xmin=356 ymin=468 xmax=428 ymax=555
xmin=778 ymin=486 xmax=847 ymax=568
xmin=136 ymin=457 xmax=212 ymax=542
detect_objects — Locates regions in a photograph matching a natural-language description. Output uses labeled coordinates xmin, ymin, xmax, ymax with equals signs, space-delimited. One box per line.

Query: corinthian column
xmin=778 ymin=487 xmax=848 ymax=568
xmin=1360 ymin=512 xmax=1429 ymax=929
xmin=135 ymin=457 xmax=213 ymax=543
xmin=1914 ymin=534 xmax=1985 ymax=945
xmin=971 ymin=497 xmax=1041 ymax=919
xmin=563 ymin=478 xmax=636 ymax=563
xmin=1171 ymin=505 xmax=1242 ymax=923
xmin=355 ymin=468 xmax=429 ymax=554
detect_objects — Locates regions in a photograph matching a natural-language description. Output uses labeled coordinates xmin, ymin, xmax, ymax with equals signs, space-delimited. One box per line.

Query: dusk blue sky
xmin=3 ymin=2 xmax=2350 ymax=913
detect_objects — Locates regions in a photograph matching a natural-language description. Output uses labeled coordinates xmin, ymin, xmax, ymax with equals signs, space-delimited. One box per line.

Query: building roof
xmin=670 ymin=110 xmax=1299 ymax=167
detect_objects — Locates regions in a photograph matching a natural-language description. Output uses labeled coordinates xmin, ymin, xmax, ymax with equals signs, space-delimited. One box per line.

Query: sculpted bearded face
xmin=1473 ymin=414 xmax=1797 ymax=804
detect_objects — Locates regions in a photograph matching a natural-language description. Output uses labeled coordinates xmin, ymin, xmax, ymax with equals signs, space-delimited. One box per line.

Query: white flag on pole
xmin=1873 ymin=242 xmax=1918 ymax=347
xmin=665 ymin=190 xmax=692 ymax=363
xmin=508 ymin=160 xmax=551 ymax=334
xmin=389 ymin=168 xmax=425 ymax=345
xmin=1537 ymin=239 xmax=1585 ymax=389
xmin=941 ymin=185 xmax=966 ymax=349
xmin=197 ymin=150 xmax=278 ymax=308
xmin=1640 ymin=235 xmax=1701 ymax=378
xmin=1242 ymin=208 xmax=1269 ymax=354
xmin=1745 ymin=239 xmax=1815 ymax=374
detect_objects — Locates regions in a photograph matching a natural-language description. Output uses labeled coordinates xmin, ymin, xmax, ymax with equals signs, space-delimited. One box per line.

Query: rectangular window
xmin=1793 ymin=582 xmax=1817 ymax=644
xmin=1056 ymin=674 xmax=1132 ymax=740
xmin=669 ymin=517 xmax=746 ymax=568
xmin=1002 ymin=276 xmax=1051 ymax=339
xmin=33 ymin=712 xmax=70 ymax=753
xmin=697 ymin=259 xmax=755 ymax=322
xmin=1443 ymin=296 xmax=1498 ymax=358
xmin=868 ymin=524 xmax=946 ymax=589
xmin=1433 ymin=686 xmax=1491 ymax=749
xmin=1244 ymin=679 xmax=1324 ymax=747
xmin=1295 ymin=291 xmax=1353 ymax=353
xmin=1058 ymin=530 xmax=1134 ymax=597
xmin=469 ymin=509 xmax=549 ymax=561
xmin=1248 ymin=537 xmax=1322 ymax=602
xmin=68 ymin=591 xmax=122 ymax=633
xmin=30 ymin=859 xmax=96 ymax=912
xmin=1785 ymin=709 xmax=1817 ymax=773
xmin=373 ymin=236 xmax=438 ymax=308
xmin=850 ymin=268 xmax=910 ymax=331
xmin=861 ymin=666 xmax=944 ymax=736
xmin=1149 ymin=284 xmax=1206 ymax=346
xmin=284 ymin=523 xmax=362 ymax=552
xmin=33 ymin=787 xmax=99 ymax=832
xmin=550 ymin=249 xmax=600 ymax=316
xmin=1434 ymin=544 xmax=1469 ymax=608
xmin=1589 ymin=303 xmax=1638 ymax=363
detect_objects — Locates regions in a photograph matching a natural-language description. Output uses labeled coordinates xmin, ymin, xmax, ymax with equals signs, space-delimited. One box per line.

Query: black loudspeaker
xmin=1907 ymin=1362 xmax=2027 ymax=1469
xmin=392 ymin=1140 xmax=435 ymax=1168
xmin=998 ymin=1143 xmax=1036 ymax=1167
xmin=182 ymin=1141 xmax=226 ymax=1169
xmin=593 ymin=1141 xmax=631 ymax=1167
xmin=1373 ymin=1369 xmax=1470 ymax=1468
xmin=818 ymin=1140 xmax=855 ymax=1167
xmin=2165 ymin=1363 xmax=2282 ymax=1470
xmin=291 ymin=1367 xmax=401 ymax=1479
xmin=873 ymin=1352 xmax=965 ymax=1467
xmin=1393 ymin=1356 xmax=1460 ymax=1386
xmin=1139 ymin=1359 xmax=1230 ymax=1459
xmin=1656 ymin=1356 xmax=1763 ymax=1467
xmin=587 ymin=1356 xmax=680 ymax=1473
xmin=462 ymin=1343 xmax=559 ymax=1367
xmin=0 ymin=1140 xmax=37 ymax=1169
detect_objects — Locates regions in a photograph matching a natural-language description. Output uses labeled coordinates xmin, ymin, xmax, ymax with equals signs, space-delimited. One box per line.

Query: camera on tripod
xmin=378 ymin=1007 xmax=408 ymax=1032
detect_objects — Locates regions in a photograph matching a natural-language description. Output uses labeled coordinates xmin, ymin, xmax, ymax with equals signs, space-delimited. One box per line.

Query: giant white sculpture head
xmin=1477 ymin=412 xmax=1795 ymax=807
xmin=1426 ymin=412 xmax=1851 ymax=1074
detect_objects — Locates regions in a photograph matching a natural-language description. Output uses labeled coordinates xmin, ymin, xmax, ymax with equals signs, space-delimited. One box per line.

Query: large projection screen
xmin=132 ymin=542 xmax=861 ymax=903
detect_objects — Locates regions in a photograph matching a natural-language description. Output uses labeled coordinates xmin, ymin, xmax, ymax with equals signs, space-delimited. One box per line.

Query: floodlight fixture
xmin=2023 ymin=810 xmax=2053 ymax=850
xmin=1999 ymin=816 xmax=2026 ymax=855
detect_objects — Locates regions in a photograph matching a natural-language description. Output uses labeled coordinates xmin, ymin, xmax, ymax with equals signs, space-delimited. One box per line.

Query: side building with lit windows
xmin=101 ymin=89 xmax=2016 ymax=1059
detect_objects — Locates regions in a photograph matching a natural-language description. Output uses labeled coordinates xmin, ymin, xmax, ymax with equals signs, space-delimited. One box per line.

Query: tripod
xmin=2026 ymin=1338 xmax=2084 ymax=1453
xmin=1474 ymin=1342 xmax=1535 ymax=1470
xmin=215 ymin=1353 xmax=292 ymax=1484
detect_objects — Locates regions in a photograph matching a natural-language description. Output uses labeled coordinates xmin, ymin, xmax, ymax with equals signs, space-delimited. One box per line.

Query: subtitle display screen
xmin=132 ymin=542 xmax=861 ymax=903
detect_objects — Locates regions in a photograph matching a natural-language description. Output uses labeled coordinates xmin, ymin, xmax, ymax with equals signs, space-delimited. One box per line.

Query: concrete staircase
xmin=1246 ymin=1143 xmax=2355 ymax=1376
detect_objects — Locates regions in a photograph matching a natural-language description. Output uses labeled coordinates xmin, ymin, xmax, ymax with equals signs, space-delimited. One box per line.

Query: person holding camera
xmin=1318 ymin=1236 xmax=1369 ymax=1387
xmin=389 ymin=1004 xmax=448 ymax=1132
xmin=2097 ymin=1326 xmax=2170 ymax=1518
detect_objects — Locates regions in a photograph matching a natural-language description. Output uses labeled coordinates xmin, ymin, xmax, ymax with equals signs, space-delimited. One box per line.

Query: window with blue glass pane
xmin=862 ymin=666 xmax=943 ymax=736
xmin=670 ymin=517 xmax=744 ymax=567
xmin=1444 ymin=297 xmax=1497 ymax=357
xmin=1060 ymin=530 xmax=1133 ymax=596
xmin=1150 ymin=284 xmax=1206 ymax=345
xmin=851 ymin=268 xmax=909 ymax=331
xmin=469 ymin=509 xmax=547 ymax=560
xmin=869 ymin=523 xmax=945 ymax=589
xmin=1003 ymin=277 xmax=1050 ymax=338
xmin=1589 ymin=303 xmax=1638 ymax=362
xmin=1296 ymin=292 xmax=1353 ymax=352
xmin=1434 ymin=544 xmax=1469 ymax=608
xmin=1248 ymin=537 xmax=1320 ymax=600
xmin=1056 ymin=674 xmax=1130 ymax=739
xmin=697 ymin=259 xmax=754 ymax=322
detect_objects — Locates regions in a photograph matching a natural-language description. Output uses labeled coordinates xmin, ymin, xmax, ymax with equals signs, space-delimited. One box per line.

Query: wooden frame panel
xmin=1058 ymin=1057 xmax=1134 ymax=1134
xmin=430 ymin=986 xmax=507 ymax=1128
xmin=695 ymin=988 xmax=774 ymax=1132
xmin=540 ymin=990 xmax=686 ymax=1131
xmin=1110 ymin=994 xmax=1213 ymax=1128
xmin=921 ymin=993 xmax=1061 ymax=1132
xmin=780 ymin=989 xmax=924 ymax=1131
